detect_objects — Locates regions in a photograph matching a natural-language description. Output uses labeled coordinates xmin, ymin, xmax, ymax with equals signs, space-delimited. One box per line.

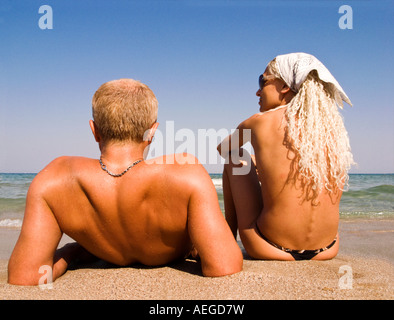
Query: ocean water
xmin=0 ymin=173 xmax=393 ymax=228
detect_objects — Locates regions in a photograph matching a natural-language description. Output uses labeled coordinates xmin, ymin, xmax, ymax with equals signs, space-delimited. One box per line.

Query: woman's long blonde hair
xmin=268 ymin=59 xmax=355 ymax=202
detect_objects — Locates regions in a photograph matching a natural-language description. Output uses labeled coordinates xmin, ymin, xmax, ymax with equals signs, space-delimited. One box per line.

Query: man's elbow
xmin=8 ymin=262 xmax=52 ymax=286
xmin=8 ymin=270 xmax=40 ymax=286
xmin=202 ymin=252 xmax=243 ymax=277
xmin=203 ymin=262 xmax=243 ymax=278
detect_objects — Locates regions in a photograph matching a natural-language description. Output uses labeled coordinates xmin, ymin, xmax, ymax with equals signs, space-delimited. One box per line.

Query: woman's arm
xmin=217 ymin=120 xmax=251 ymax=158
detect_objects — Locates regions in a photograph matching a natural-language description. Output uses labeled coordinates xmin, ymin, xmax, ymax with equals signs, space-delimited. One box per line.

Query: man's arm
xmin=186 ymin=164 xmax=243 ymax=277
xmin=7 ymin=172 xmax=77 ymax=285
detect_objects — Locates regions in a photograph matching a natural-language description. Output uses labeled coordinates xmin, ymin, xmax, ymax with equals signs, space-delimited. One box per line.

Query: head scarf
xmin=274 ymin=52 xmax=352 ymax=108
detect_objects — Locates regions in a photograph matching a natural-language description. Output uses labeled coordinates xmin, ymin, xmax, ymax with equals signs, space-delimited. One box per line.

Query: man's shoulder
xmin=38 ymin=156 xmax=92 ymax=175
xmin=145 ymin=153 xmax=200 ymax=170
xmin=145 ymin=153 xmax=210 ymax=186
xmin=30 ymin=156 xmax=91 ymax=192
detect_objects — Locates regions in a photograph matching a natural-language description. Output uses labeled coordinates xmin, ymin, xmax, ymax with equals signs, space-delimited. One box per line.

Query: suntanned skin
xmin=217 ymin=70 xmax=340 ymax=261
xmin=8 ymin=120 xmax=242 ymax=286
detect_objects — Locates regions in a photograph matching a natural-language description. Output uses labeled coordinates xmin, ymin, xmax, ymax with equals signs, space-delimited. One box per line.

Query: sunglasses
xmin=258 ymin=74 xmax=276 ymax=90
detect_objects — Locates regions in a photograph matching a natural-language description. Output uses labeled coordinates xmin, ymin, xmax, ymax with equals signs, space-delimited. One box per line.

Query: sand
xmin=0 ymin=219 xmax=393 ymax=300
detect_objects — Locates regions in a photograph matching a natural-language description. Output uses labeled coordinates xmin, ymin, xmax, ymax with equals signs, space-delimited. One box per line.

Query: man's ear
xmin=89 ymin=120 xmax=101 ymax=143
xmin=145 ymin=122 xmax=159 ymax=144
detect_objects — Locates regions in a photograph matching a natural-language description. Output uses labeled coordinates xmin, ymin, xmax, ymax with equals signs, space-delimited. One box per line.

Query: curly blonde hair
xmin=267 ymin=59 xmax=355 ymax=201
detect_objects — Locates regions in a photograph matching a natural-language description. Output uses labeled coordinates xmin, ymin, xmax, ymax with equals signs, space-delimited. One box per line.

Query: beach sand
xmin=0 ymin=219 xmax=393 ymax=300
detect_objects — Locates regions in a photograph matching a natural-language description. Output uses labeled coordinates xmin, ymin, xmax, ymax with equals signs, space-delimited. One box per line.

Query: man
xmin=218 ymin=53 xmax=354 ymax=261
xmin=8 ymin=79 xmax=242 ymax=285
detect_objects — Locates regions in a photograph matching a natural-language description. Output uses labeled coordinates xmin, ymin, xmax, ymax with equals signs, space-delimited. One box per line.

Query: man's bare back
xmin=8 ymin=79 xmax=242 ymax=285
xmin=37 ymin=155 xmax=210 ymax=266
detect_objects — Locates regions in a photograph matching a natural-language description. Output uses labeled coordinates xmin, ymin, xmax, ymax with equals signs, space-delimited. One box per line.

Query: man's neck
xmin=99 ymin=140 xmax=147 ymax=169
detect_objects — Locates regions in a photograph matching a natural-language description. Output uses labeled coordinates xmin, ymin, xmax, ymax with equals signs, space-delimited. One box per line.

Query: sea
xmin=0 ymin=173 xmax=393 ymax=229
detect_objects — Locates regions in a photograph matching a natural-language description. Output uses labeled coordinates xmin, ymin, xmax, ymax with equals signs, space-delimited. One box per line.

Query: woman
xmin=217 ymin=53 xmax=354 ymax=260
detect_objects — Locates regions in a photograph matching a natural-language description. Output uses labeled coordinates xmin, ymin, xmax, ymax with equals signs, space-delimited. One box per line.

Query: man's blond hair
xmin=267 ymin=59 xmax=355 ymax=202
xmin=92 ymin=79 xmax=158 ymax=143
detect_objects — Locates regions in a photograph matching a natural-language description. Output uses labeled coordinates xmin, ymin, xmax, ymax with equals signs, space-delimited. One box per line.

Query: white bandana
xmin=274 ymin=52 xmax=352 ymax=108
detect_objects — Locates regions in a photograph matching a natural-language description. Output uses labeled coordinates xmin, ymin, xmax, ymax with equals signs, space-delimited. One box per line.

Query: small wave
xmin=366 ymin=185 xmax=394 ymax=194
xmin=0 ymin=198 xmax=26 ymax=216
xmin=339 ymin=211 xmax=393 ymax=219
xmin=343 ymin=185 xmax=394 ymax=203
xmin=0 ymin=218 xmax=22 ymax=228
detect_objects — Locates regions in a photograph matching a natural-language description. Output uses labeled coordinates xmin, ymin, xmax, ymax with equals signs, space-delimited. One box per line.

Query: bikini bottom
xmin=256 ymin=224 xmax=337 ymax=261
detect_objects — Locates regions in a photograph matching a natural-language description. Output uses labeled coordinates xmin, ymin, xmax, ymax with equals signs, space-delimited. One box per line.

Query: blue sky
xmin=0 ymin=0 xmax=393 ymax=173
